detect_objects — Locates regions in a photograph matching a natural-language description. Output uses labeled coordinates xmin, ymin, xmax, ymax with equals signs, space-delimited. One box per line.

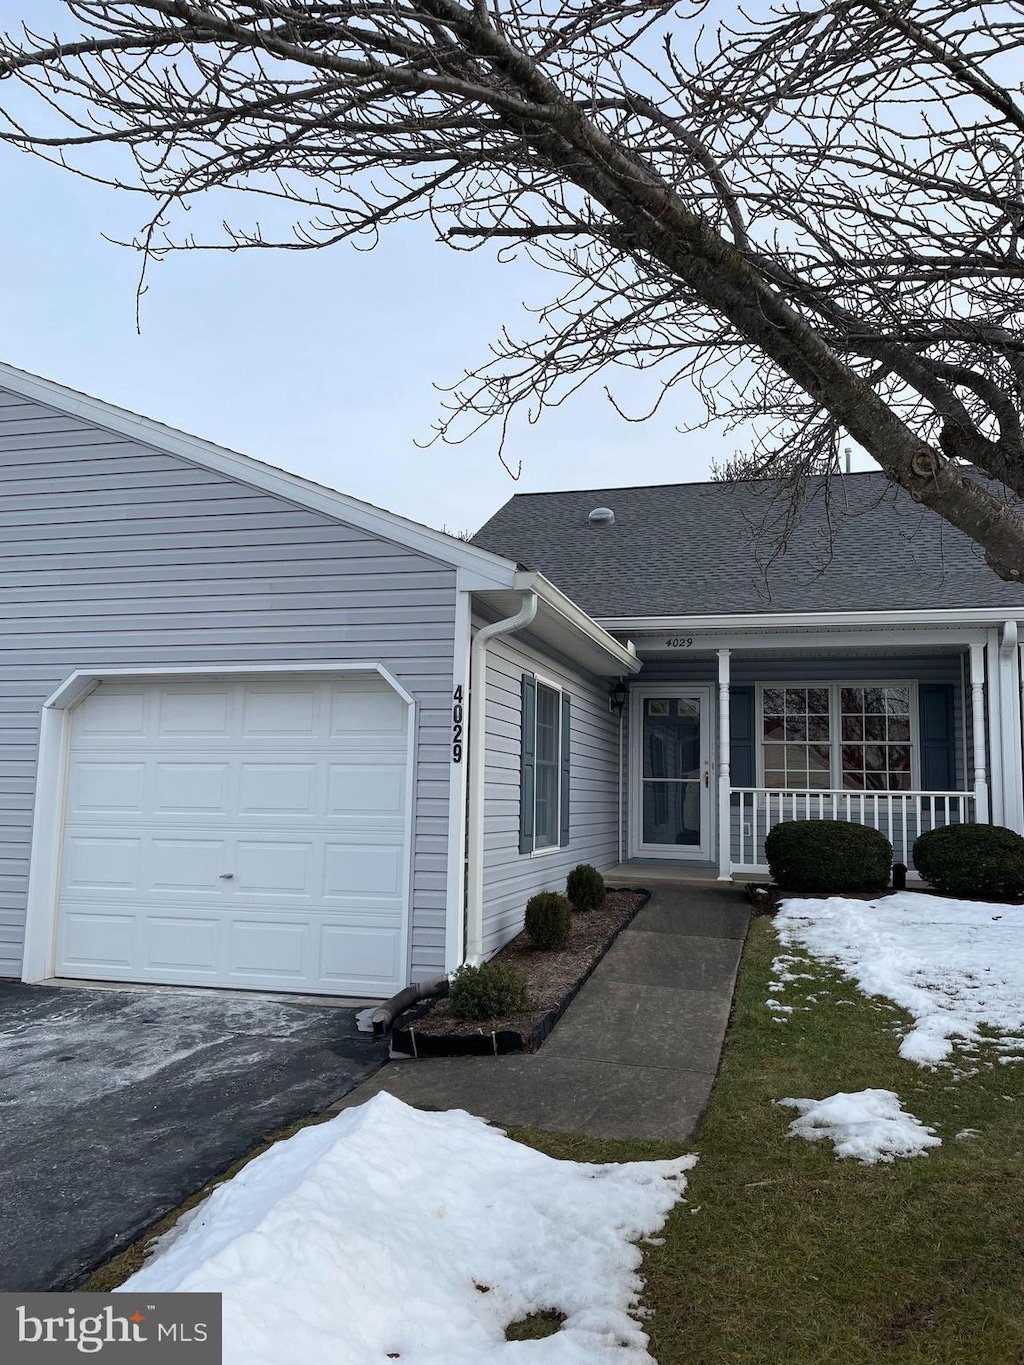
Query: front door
xmin=631 ymin=687 xmax=713 ymax=861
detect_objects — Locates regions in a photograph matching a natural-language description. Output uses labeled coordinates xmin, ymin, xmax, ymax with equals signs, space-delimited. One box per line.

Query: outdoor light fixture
xmin=608 ymin=680 xmax=629 ymax=715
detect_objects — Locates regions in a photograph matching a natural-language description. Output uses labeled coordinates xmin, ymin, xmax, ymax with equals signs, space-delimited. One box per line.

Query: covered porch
xmin=605 ymin=612 xmax=1024 ymax=880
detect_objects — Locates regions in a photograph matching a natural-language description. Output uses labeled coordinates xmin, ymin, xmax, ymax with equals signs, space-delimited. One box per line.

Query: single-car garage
xmin=45 ymin=671 xmax=413 ymax=997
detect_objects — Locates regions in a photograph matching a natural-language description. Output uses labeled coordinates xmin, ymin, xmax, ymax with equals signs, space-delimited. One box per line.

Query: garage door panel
xmin=229 ymin=919 xmax=307 ymax=978
xmin=329 ymin=684 xmax=406 ymax=733
xmin=68 ymin=761 xmax=146 ymax=814
xmin=241 ymin=687 xmax=319 ymax=736
xmin=149 ymin=839 xmax=226 ymax=892
xmin=158 ymin=690 xmax=231 ymax=737
xmin=147 ymin=916 xmax=219 ymax=970
xmin=153 ymin=763 xmax=230 ymax=813
xmin=64 ymin=836 xmax=142 ymax=890
xmin=319 ymin=925 xmax=401 ymax=986
xmin=56 ymin=676 xmax=411 ymax=995
xmin=60 ymin=911 xmax=136 ymax=968
xmin=234 ymin=841 xmax=312 ymax=896
xmin=238 ymin=763 xmax=317 ymax=815
xmin=328 ymin=763 xmax=404 ymax=815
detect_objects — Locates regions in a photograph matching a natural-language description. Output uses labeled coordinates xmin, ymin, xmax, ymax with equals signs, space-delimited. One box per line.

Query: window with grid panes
xmin=761 ymin=683 xmax=915 ymax=792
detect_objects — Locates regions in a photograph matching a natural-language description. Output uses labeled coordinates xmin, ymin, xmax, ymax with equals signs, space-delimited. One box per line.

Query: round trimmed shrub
xmin=913 ymin=823 xmax=1024 ymax=899
xmin=566 ymin=863 xmax=606 ymax=912
xmin=524 ymin=892 xmax=573 ymax=950
xmin=447 ymin=962 xmax=530 ymax=1021
xmin=764 ymin=819 xmax=892 ymax=894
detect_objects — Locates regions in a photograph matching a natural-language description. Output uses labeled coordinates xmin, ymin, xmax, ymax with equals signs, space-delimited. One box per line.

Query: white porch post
xmin=717 ymin=648 xmax=731 ymax=880
xmin=969 ymin=642 xmax=990 ymax=824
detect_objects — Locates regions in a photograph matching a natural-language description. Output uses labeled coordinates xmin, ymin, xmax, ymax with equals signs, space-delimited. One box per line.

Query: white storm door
xmin=54 ymin=676 xmax=411 ymax=997
xmin=632 ymin=688 xmax=713 ymax=861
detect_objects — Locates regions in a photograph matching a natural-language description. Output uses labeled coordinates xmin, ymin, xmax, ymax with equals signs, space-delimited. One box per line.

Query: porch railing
xmin=731 ymin=787 xmax=976 ymax=873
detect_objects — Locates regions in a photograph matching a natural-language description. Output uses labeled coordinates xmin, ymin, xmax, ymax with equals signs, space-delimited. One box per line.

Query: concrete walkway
xmin=334 ymin=884 xmax=750 ymax=1142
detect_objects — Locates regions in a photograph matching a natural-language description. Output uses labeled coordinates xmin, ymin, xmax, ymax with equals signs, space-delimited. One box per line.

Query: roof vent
xmin=588 ymin=507 xmax=615 ymax=525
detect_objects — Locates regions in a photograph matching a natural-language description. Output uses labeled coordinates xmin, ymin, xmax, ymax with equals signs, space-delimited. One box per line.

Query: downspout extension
xmin=370 ymin=974 xmax=449 ymax=1038
xmin=465 ymin=591 xmax=539 ymax=965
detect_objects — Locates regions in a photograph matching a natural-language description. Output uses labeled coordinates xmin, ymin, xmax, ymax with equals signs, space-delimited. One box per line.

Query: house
xmin=2 ymin=362 xmax=1023 ymax=1000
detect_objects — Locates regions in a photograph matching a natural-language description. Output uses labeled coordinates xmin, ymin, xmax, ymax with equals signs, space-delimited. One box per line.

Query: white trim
xmin=599 ymin=607 xmax=1024 ymax=632
xmin=754 ymin=680 xmax=921 ymax=792
xmin=628 ymin=683 xmax=714 ymax=862
xmin=986 ymin=630 xmax=1004 ymax=825
xmin=717 ymin=650 xmax=731 ymax=880
xmin=969 ymin=642 xmax=990 ymax=823
xmin=0 ymin=360 xmax=519 ymax=586
xmin=512 ymin=572 xmax=641 ymax=675
xmin=444 ymin=590 xmax=472 ymax=974
xmin=22 ymin=660 xmax=418 ymax=989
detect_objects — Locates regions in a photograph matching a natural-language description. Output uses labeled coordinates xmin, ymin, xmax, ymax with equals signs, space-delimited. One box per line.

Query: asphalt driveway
xmin=0 ymin=981 xmax=387 ymax=1291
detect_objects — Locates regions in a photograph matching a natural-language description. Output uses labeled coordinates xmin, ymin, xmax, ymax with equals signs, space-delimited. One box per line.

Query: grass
xmin=510 ymin=915 xmax=1024 ymax=1365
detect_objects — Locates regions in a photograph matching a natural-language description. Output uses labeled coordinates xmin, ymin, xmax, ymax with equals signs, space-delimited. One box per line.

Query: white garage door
xmin=54 ymin=676 xmax=411 ymax=996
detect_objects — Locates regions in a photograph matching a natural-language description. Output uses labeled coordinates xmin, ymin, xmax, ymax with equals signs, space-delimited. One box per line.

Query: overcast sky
xmin=0 ymin=3 xmax=833 ymax=535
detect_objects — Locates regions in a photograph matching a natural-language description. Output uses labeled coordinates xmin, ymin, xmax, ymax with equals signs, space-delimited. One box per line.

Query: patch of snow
xmin=119 ymin=1092 xmax=694 ymax=1363
xmin=354 ymin=1008 xmax=377 ymax=1034
xmin=766 ymin=1001 xmax=793 ymax=1013
xmin=776 ymin=892 xmax=1024 ymax=1065
xmin=776 ymin=1089 xmax=941 ymax=1164
xmin=956 ymin=1128 xmax=981 ymax=1140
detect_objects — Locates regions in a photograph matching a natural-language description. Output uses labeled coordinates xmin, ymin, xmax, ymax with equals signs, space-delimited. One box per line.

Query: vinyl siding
xmin=478 ymin=619 xmax=620 ymax=957
xmin=0 ymin=387 xmax=457 ymax=981
xmin=629 ymin=653 xmax=968 ymax=869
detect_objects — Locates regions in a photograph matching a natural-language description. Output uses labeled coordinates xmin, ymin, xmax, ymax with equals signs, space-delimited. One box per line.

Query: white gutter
xmin=598 ymin=607 xmax=1024 ymax=632
xmin=465 ymin=591 xmax=539 ymax=965
xmin=513 ymin=571 xmax=640 ymax=674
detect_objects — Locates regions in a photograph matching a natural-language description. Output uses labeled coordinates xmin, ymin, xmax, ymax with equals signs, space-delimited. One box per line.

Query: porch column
xmin=717 ymin=649 xmax=731 ymax=880
xmin=969 ymin=642 xmax=990 ymax=824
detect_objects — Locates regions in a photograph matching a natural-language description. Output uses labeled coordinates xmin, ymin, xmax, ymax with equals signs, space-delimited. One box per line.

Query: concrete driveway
xmin=0 ymin=981 xmax=387 ymax=1291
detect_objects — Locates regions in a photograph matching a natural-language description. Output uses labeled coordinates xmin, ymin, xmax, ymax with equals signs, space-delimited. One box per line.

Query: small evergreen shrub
xmin=447 ymin=962 xmax=530 ymax=1020
xmin=566 ymin=863 xmax=606 ymax=912
xmin=913 ymin=823 xmax=1024 ymax=899
xmin=764 ymin=819 xmax=892 ymax=894
xmin=524 ymin=892 xmax=573 ymax=950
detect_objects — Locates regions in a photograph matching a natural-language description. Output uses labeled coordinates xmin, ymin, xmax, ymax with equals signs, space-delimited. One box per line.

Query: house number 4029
xmin=452 ymin=685 xmax=464 ymax=763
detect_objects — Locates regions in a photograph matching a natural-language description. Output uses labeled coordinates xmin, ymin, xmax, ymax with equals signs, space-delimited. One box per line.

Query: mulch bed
xmin=392 ymin=887 xmax=649 ymax=1057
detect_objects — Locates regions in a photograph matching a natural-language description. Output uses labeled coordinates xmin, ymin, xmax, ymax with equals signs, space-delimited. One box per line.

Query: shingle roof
xmin=471 ymin=472 xmax=1024 ymax=618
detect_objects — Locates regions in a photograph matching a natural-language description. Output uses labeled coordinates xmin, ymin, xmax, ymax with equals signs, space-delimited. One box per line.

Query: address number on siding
xmin=452 ymin=685 xmax=464 ymax=763
xmin=664 ymin=637 xmax=696 ymax=648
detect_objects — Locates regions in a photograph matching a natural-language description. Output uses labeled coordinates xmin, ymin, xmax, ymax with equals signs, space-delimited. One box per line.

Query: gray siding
xmin=0 ymin=387 xmax=457 ymax=981
xmin=629 ymin=653 xmax=968 ymax=869
xmin=478 ymin=620 xmax=620 ymax=957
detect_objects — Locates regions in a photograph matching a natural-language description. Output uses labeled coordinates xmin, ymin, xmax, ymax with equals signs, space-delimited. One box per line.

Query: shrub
xmin=913 ymin=823 xmax=1024 ymax=899
xmin=566 ymin=863 xmax=606 ymax=912
xmin=447 ymin=962 xmax=530 ymax=1021
xmin=524 ymin=892 xmax=573 ymax=950
xmin=764 ymin=819 xmax=892 ymax=894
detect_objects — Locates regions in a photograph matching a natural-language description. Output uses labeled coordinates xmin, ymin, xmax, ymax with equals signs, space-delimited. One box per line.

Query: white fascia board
xmin=597 ymin=607 xmax=1024 ymax=631
xmin=515 ymin=571 xmax=642 ymax=673
xmin=0 ymin=360 xmax=518 ymax=581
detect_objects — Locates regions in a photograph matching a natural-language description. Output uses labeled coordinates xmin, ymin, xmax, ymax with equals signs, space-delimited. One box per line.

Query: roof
xmin=471 ymin=472 xmax=1024 ymax=619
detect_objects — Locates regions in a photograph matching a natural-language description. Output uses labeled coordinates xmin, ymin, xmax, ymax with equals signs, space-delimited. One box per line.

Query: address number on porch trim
xmin=664 ymin=637 xmax=696 ymax=648
xmin=452 ymin=684 xmax=464 ymax=763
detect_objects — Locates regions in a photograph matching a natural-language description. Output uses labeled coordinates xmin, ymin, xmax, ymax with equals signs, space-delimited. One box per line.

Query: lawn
xmin=512 ymin=914 xmax=1024 ymax=1365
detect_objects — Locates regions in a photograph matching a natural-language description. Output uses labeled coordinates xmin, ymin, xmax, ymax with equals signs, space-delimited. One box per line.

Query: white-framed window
xmin=758 ymin=682 xmax=917 ymax=792
xmin=534 ymin=680 xmax=562 ymax=850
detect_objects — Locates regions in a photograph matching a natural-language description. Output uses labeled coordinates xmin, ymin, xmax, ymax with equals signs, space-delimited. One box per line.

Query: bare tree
xmin=1 ymin=1 xmax=1023 ymax=576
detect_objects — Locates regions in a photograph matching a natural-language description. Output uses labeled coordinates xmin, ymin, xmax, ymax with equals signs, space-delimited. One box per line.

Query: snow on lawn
xmin=776 ymin=1089 xmax=941 ymax=1164
xmin=119 ymin=1092 xmax=695 ymax=1365
xmin=775 ymin=892 xmax=1024 ymax=1065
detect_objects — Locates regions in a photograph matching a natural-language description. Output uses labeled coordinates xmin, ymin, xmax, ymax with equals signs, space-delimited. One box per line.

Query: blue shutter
xmin=730 ymin=686 xmax=756 ymax=788
xmin=559 ymin=691 xmax=572 ymax=847
xmin=519 ymin=675 xmax=536 ymax=854
xmin=919 ymin=683 xmax=955 ymax=791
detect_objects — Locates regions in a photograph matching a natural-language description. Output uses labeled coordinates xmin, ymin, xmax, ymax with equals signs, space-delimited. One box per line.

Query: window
xmin=520 ymin=676 xmax=571 ymax=854
xmin=760 ymin=683 xmax=916 ymax=792
xmin=534 ymin=682 xmax=561 ymax=849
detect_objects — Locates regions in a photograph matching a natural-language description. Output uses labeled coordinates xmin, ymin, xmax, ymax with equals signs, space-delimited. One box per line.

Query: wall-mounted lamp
xmin=608 ymin=680 xmax=629 ymax=715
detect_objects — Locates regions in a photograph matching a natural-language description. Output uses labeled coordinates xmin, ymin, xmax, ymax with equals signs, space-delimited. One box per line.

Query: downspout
xmin=465 ymin=591 xmax=539 ymax=965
